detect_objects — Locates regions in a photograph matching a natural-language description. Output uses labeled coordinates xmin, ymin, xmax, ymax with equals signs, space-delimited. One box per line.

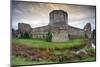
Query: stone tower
xmin=49 ymin=10 xmax=68 ymax=26
xmin=48 ymin=10 xmax=69 ymax=42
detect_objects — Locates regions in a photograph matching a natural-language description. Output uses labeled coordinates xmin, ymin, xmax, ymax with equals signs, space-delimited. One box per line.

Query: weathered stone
xmin=68 ymin=26 xmax=85 ymax=39
xmin=49 ymin=10 xmax=68 ymax=26
xmin=48 ymin=10 xmax=69 ymax=42
xmin=18 ymin=23 xmax=32 ymax=38
xmin=84 ymin=23 xmax=91 ymax=39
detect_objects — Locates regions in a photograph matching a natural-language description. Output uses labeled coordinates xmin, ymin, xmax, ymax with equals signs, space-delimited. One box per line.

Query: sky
xmin=11 ymin=1 xmax=96 ymax=31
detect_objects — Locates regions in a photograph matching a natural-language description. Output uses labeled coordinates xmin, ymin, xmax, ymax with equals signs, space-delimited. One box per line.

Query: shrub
xmin=46 ymin=32 xmax=52 ymax=42
xmin=24 ymin=33 xmax=30 ymax=38
xmin=20 ymin=32 xmax=31 ymax=38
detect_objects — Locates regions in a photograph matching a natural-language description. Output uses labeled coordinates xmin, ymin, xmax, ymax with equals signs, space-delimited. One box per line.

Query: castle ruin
xmin=15 ymin=10 xmax=91 ymax=42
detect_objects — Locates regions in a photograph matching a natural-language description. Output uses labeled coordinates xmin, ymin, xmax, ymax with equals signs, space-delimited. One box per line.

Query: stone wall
xmin=18 ymin=23 xmax=32 ymax=38
xmin=31 ymin=26 xmax=48 ymax=39
xmin=68 ymin=26 xmax=85 ymax=39
xmin=52 ymin=30 xmax=69 ymax=42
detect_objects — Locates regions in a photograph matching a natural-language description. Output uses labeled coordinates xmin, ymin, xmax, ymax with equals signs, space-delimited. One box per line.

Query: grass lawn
xmin=12 ymin=56 xmax=55 ymax=66
xmin=12 ymin=38 xmax=88 ymax=49
xmin=81 ymin=56 xmax=96 ymax=61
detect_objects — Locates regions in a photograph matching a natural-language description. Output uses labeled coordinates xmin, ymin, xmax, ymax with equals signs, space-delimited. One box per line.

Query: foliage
xmin=20 ymin=32 xmax=31 ymax=39
xmin=46 ymin=32 xmax=52 ymax=42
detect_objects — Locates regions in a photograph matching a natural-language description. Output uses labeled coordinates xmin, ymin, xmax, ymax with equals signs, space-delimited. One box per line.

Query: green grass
xmin=81 ymin=56 xmax=96 ymax=61
xmin=12 ymin=38 xmax=88 ymax=49
xmin=12 ymin=56 xmax=55 ymax=66
xmin=53 ymin=50 xmax=64 ymax=55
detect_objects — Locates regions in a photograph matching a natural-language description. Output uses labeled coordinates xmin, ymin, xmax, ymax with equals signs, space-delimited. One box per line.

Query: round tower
xmin=49 ymin=10 xmax=68 ymax=26
xmin=48 ymin=10 xmax=69 ymax=42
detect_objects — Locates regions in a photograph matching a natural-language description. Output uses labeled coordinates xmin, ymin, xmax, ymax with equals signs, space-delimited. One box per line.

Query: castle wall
xmin=31 ymin=26 xmax=48 ymax=39
xmin=52 ymin=30 xmax=69 ymax=42
xmin=17 ymin=23 xmax=32 ymax=38
xmin=68 ymin=26 xmax=85 ymax=39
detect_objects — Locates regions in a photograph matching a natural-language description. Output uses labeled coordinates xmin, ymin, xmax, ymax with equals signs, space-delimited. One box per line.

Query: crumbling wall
xmin=84 ymin=23 xmax=91 ymax=39
xmin=18 ymin=23 xmax=32 ymax=38
xmin=68 ymin=26 xmax=85 ymax=39
xmin=31 ymin=26 xmax=48 ymax=39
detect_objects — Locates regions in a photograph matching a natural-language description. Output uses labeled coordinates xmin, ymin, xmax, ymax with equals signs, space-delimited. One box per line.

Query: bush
xmin=20 ymin=32 xmax=31 ymax=38
xmin=24 ymin=33 xmax=30 ymax=38
xmin=46 ymin=32 xmax=52 ymax=42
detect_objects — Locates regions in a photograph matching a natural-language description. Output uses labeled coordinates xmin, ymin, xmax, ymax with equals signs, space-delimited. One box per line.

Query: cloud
xmin=11 ymin=1 xmax=96 ymax=30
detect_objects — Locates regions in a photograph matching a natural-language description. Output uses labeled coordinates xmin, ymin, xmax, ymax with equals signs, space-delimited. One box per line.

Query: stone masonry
xmin=16 ymin=10 xmax=91 ymax=42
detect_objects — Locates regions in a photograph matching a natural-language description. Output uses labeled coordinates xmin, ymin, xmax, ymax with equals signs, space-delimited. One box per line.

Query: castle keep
xmin=16 ymin=10 xmax=91 ymax=42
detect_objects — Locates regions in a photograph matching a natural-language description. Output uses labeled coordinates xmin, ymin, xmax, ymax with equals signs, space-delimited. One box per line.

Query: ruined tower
xmin=48 ymin=10 xmax=69 ymax=42
xmin=84 ymin=23 xmax=91 ymax=39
